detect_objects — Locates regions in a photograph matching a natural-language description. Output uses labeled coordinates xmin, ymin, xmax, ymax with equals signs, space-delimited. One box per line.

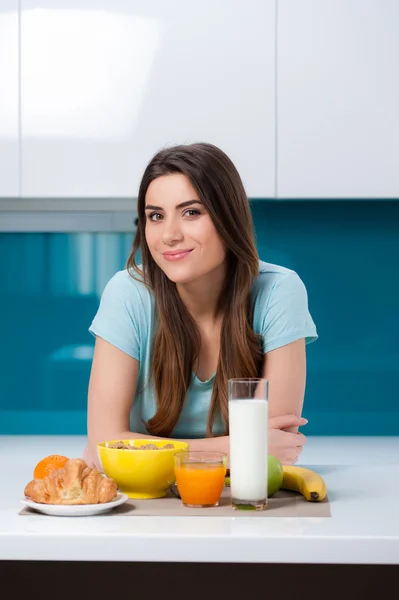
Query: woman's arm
xmin=87 ymin=337 xmax=139 ymax=451
xmin=262 ymin=338 xmax=306 ymax=430
xmin=86 ymin=337 xmax=228 ymax=467
xmin=87 ymin=336 xmax=308 ymax=468
xmin=262 ymin=338 xmax=308 ymax=464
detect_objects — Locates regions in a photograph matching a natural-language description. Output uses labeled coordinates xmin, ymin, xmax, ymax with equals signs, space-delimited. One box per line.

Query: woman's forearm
xmin=87 ymin=414 xmax=307 ymax=468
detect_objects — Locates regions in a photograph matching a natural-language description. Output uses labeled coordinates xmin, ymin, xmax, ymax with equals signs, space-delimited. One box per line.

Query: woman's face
xmin=144 ymin=173 xmax=226 ymax=284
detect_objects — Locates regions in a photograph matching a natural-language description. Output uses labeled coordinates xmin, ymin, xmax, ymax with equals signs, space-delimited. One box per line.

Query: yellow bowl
xmin=97 ymin=439 xmax=189 ymax=499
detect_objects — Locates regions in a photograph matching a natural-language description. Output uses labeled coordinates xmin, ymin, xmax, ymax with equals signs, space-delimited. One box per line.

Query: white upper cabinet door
xmin=0 ymin=2 xmax=18 ymax=197
xmin=21 ymin=1 xmax=275 ymax=199
xmin=278 ymin=0 xmax=399 ymax=198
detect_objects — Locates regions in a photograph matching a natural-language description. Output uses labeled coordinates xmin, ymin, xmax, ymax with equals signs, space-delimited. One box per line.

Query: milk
xmin=228 ymin=399 xmax=268 ymax=504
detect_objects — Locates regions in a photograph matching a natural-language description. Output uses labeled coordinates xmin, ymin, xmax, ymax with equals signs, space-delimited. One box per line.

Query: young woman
xmin=84 ymin=143 xmax=318 ymax=468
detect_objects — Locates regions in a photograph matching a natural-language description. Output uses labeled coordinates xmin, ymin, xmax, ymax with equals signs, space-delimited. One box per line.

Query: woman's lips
xmin=162 ymin=249 xmax=194 ymax=261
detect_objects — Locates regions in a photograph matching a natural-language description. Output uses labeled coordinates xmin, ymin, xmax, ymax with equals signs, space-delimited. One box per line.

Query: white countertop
xmin=1 ymin=435 xmax=399 ymax=565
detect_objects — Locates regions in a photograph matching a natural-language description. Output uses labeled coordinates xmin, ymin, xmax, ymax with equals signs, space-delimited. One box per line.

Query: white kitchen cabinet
xmin=0 ymin=2 xmax=18 ymax=197
xmin=21 ymin=0 xmax=275 ymax=199
xmin=278 ymin=0 xmax=399 ymax=198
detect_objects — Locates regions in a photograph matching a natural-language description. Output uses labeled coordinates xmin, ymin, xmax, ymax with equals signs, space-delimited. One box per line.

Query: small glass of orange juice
xmin=174 ymin=451 xmax=227 ymax=508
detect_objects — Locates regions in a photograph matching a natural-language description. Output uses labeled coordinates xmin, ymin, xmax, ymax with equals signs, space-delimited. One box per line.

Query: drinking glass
xmin=228 ymin=378 xmax=269 ymax=511
xmin=174 ymin=451 xmax=227 ymax=508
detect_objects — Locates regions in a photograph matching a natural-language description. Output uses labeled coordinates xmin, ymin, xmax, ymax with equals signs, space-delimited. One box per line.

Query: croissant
xmin=24 ymin=458 xmax=118 ymax=505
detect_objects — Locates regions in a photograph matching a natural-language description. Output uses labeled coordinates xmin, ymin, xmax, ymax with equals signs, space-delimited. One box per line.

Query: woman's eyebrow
xmin=144 ymin=200 xmax=203 ymax=211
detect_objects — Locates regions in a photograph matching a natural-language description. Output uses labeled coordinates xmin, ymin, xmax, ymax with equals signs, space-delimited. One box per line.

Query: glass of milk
xmin=228 ymin=378 xmax=268 ymax=511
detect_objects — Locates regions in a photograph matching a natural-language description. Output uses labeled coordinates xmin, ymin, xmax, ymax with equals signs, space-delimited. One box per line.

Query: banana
xmin=281 ymin=465 xmax=327 ymax=502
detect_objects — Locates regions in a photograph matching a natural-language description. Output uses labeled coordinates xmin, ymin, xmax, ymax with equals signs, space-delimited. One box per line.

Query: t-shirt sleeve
xmin=88 ymin=272 xmax=141 ymax=361
xmin=259 ymin=272 xmax=318 ymax=354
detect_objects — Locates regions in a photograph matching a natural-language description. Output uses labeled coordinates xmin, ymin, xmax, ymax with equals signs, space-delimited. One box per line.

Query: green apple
xmin=268 ymin=454 xmax=283 ymax=497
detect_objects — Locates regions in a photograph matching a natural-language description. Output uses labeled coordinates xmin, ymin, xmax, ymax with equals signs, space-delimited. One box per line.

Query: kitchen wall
xmin=1 ymin=199 xmax=397 ymax=436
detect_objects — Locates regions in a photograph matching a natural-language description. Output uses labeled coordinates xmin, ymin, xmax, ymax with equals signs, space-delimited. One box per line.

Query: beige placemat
xmin=19 ymin=488 xmax=331 ymax=517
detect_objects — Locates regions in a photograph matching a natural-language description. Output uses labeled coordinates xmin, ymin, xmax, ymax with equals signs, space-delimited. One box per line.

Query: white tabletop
xmin=1 ymin=435 xmax=399 ymax=564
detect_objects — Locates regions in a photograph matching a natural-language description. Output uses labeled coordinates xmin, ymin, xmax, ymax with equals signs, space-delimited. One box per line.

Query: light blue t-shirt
xmin=89 ymin=261 xmax=318 ymax=438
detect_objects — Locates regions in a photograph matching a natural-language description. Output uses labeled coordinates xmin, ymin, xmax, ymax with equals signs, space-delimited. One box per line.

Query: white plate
xmin=20 ymin=492 xmax=129 ymax=516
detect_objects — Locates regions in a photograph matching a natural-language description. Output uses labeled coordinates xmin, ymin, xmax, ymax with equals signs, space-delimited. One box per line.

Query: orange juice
xmin=175 ymin=463 xmax=226 ymax=507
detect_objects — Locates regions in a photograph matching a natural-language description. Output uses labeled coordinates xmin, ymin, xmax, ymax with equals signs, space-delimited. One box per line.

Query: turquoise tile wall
xmin=0 ymin=201 xmax=397 ymax=435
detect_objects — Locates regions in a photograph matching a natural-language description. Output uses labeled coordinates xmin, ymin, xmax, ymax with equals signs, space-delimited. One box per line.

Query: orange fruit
xmin=33 ymin=454 xmax=70 ymax=479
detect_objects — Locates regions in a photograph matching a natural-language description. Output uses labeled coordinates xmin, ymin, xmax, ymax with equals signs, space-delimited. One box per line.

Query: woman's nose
xmin=161 ymin=221 xmax=183 ymax=245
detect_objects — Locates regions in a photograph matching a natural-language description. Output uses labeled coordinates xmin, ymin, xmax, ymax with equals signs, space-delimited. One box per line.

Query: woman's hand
xmin=268 ymin=414 xmax=308 ymax=465
xmin=83 ymin=444 xmax=101 ymax=470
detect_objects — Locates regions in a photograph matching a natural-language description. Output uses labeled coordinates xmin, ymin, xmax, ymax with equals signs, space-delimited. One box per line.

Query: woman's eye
xmin=184 ymin=209 xmax=201 ymax=217
xmin=149 ymin=212 xmax=163 ymax=222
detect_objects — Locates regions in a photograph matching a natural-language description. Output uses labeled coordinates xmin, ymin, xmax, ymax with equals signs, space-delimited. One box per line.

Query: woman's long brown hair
xmin=126 ymin=143 xmax=263 ymax=437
